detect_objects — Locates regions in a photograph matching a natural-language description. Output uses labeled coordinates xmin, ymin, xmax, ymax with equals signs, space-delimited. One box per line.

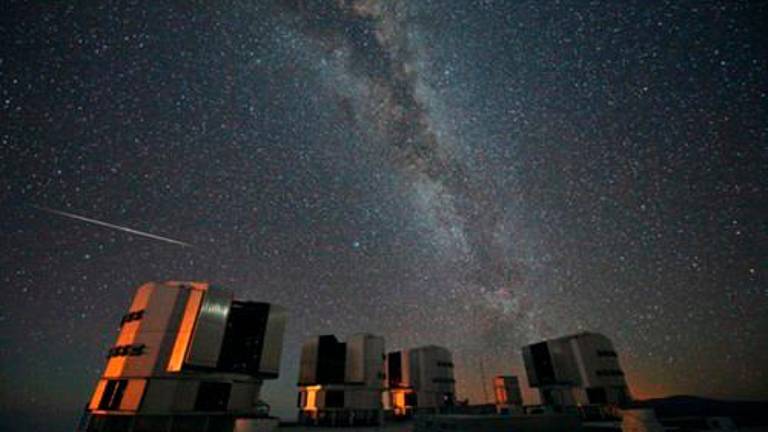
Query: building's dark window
xmin=432 ymin=377 xmax=456 ymax=384
xmin=436 ymin=361 xmax=454 ymax=368
xmin=120 ymin=310 xmax=144 ymax=326
xmin=98 ymin=379 xmax=128 ymax=410
xmin=388 ymin=352 xmax=402 ymax=387
xmin=530 ymin=342 xmax=556 ymax=385
xmin=107 ymin=343 xmax=146 ymax=358
xmin=586 ymin=387 xmax=608 ymax=404
xmin=405 ymin=392 xmax=418 ymax=407
xmin=596 ymin=369 xmax=624 ymax=377
xmin=596 ymin=350 xmax=618 ymax=358
xmin=194 ymin=382 xmax=231 ymax=411
xmin=218 ymin=301 xmax=270 ymax=374
xmin=325 ymin=390 xmax=345 ymax=408
xmin=316 ymin=335 xmax=346 ymax=384
xmin=129 ymin=344 xmax=146 ymax=356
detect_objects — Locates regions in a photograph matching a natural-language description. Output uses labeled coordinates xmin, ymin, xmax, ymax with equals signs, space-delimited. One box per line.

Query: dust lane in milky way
xmin=280 ymin=1 xmax=542 ymax=345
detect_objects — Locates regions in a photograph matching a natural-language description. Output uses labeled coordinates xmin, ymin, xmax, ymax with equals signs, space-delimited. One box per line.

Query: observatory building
xmin=522 ymin=332 xmax=631 ymax=410
xmin=493 ymin=375 xmax=523 ymax=414
xmin=297 ymin=333 xmax=386 ymax=426
xmin=385 ymin=345 xmax=456 ymax=417
xmin=80 ymin=281 xmax=287 ymax=432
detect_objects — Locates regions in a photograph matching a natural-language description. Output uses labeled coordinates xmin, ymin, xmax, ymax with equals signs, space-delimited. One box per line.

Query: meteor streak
xmin=31 ymin=205 xmax=193 ymax=248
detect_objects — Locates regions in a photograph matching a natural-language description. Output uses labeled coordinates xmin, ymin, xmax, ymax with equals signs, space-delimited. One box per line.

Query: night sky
xmin=1 ymin=1 xmax=766 ymax=430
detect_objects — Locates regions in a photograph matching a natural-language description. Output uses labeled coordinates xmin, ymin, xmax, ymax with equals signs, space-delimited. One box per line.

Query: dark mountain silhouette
xmin=633 ymin=395 xmax=768 ymax=427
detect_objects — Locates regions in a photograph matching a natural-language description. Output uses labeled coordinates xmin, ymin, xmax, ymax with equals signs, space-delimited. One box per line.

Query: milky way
xmin=1 ymin=1 xmax=766 ymax=431
xmin=282 ymin=0 xmax=541 ymax=344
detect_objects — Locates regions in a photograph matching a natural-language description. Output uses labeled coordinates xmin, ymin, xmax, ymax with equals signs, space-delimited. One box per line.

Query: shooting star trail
xmin=31 ymin=205 xmax=194 ymax=248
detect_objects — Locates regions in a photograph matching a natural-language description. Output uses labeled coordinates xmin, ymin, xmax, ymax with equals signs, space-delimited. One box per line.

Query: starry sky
xmin=1 ymin=1 xmax=766 ymax=430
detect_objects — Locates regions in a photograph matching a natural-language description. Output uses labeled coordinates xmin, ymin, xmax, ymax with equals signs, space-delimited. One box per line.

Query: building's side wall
xmin=171 ymin=379 xmax=199 ymax=412
xmin=259 ymin=304 xmax=287 ymax=376
xmin=86 ymin=281 xmax=286 ymax=423
xmin=572 ymin=334 xmax=628 ymax=389
xmin=410 ymin=346 xmax=455 ymax=409
xmin=523 ymin=332 xmax=631 ymax=408
xmin=297 ymin=334 xmax=385 ymax=414
xmin=363 ymin=335 xmax=385 ymax=387
xmin=151 ymin=286 xmax=193 ymax=376
xmin=165 ymin=285 xmax=205 ymax=372
xmin=299 ymin=338 xmax=319 ymax=385
xmin=229 ymin=381 xmax=258 ymax=412
xmin=131 ymin=283 xmax=185 ymax=377
xmin=548 ymin=337 xmax=581 ymax=386
xmin=138 ymin=379 xmax=180 ymax=413
xmin=185 ymin=287 xmax=232 ymax=368
xmin=401 ymin=349 xmax=412 ymax=388
xmin=92 ymin=283 xmax=188 ymax=413
xmin=343 ymin=388 xmax=382 ymax=410
xmin=345 ymin=334 xmax=366 ymax=384
xmin=102 ymin=282 xmax=159 ymax=379
xmin=521 ymin=345 xmax=538 ymax=387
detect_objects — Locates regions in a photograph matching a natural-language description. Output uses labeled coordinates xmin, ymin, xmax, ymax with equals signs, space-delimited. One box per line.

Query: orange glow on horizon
xmin=629 ymin=381 xmax=671 ymax=400
xmin=166 ymin=288 xmax=204 ymax=372
xmin=622 ymin=369 xmax=674 ymax=401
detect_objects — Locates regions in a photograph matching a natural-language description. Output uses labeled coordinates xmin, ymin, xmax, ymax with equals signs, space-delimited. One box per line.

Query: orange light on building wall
xmin=88 ymin=380 xmax=108 ymax=410
xmin=166 ymin=288 xmax=204 ymax=372
xmin=391 ymin=389 xmax=410 ymax=416
xmin=103 ymin=287 xmax=152 ymax=378
xmin=119 ymin=379 xmax=147 ymax=411
xmin=103 ymin=320 xmax=142 ymax=377
xmin=495 ymin=387 xmax=507 ymax=404
xmin=304 ymin=385 xmax=321 ymax=411
xmin=115 ymin=320 xmax=141 ymax=346
xmin=129 ymin=284 xmax=153 ymax=312
xmin=104 ymin=357 xmax=126 ymax=378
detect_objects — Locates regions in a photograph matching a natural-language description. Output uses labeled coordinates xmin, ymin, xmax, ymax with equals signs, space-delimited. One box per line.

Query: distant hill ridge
xmin=633 ymin=395 xmax=768 ymax=426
